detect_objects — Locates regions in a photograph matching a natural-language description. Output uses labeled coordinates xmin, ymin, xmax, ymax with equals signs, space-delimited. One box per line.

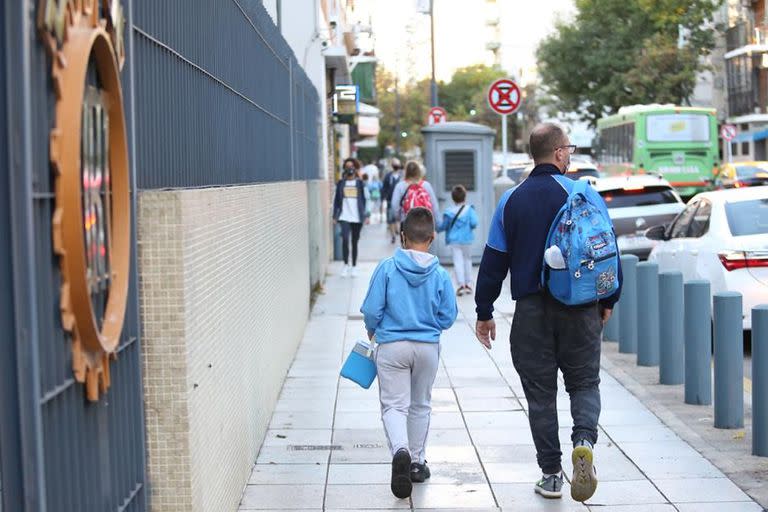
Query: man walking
xmin=382 ymin=158 xmax=404 ymax=243
xmin=474 ymin=123 xmax=621 ymax=502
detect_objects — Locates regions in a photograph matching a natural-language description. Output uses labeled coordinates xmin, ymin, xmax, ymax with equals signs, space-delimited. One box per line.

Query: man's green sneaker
xmin=571 ymin=442 xmax=598 ymax=502
xmin=534 ymin=473 xmax=563 ymax=499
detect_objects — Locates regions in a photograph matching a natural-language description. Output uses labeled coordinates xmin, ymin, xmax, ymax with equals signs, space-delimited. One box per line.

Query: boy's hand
xmin=475 ymin=319 xmax=496 ymax=349
xmin=600 ymin=306 xmax=613 ymax=325
xmin=367 ymin=330 xmax=374 ymax=341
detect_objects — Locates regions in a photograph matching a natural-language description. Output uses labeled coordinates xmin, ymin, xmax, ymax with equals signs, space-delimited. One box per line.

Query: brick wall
xmin=138 ymin=182 xmax=321 ymax=511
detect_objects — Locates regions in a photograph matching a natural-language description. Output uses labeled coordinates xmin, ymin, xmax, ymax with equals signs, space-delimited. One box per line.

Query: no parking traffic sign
xmin=487 ymin=78 xmax=522 ymax=116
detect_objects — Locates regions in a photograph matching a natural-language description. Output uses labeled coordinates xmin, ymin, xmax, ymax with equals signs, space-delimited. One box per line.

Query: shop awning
xmin=733 ymin=128 xmax=768 ymax=143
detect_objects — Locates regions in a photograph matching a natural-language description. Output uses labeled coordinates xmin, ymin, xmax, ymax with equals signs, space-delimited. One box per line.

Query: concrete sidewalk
xmin=239 ymin=223 xmax=762 ymax=511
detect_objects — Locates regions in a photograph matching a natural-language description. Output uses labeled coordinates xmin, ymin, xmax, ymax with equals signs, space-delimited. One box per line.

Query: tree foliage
xmin=536 ymin=0 xmax=722 ymax=127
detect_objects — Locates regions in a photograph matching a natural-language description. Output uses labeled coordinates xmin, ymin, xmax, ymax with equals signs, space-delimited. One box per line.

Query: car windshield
xmin=735 ymin=165 xmax=768 ymax=179
xmin=725 ymin=198 xmax=768 ymax=236
xmin=599 ymin=186 xmax=680 ymax=208
xmin=566 ymin=168 xmax=600 ymax=180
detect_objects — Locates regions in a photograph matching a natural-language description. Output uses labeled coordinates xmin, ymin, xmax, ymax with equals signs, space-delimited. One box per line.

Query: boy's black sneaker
xmin=410 ymin=461 xmax=431 ymax=483
xmin=391 ymin=448 xmax=412 ymax=499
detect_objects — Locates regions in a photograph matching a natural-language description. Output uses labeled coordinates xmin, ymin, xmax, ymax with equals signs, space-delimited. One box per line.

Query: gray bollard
xmin=659 ymin=272 xmax=684 ymax=385
xmin=619 ymin=255 xmax=639 ymax=354
xmin=637 ymin=262 xmax=660 ymax=366
xmin=604 ymin=300 xmax=620 ymax=342
xmin=713 ymin=292 xmax=744 ymax=429
xmin=753 ymin=305 xmax=768 ymax=456
xmin=685 ymin=280 xmax=712 ymax=405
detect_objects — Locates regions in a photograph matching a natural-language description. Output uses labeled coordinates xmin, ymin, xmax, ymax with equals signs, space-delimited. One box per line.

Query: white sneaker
xmin=351 ymin=266 xmax=358 ymax=277
xmin=341 ymin=265 xmax=350 ymax=277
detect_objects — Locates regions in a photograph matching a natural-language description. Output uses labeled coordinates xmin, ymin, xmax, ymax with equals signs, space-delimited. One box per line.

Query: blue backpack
xmin=541 ymin=175 xmax=620 ymax=306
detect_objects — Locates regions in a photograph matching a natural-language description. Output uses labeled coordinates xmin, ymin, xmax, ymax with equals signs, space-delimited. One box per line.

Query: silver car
xmin=592 ymin=175 xmax=686 ymax=259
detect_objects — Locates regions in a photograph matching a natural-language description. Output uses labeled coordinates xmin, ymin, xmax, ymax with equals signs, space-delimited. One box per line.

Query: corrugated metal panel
xmin=133 ymin=0 xmax=320 ymax=189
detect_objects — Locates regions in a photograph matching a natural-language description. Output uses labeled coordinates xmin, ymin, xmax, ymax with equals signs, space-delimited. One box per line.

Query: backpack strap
xmin=447 ymin=204 xmax=466 ymax=234
xmin=400 ymin=183 xmax=414 ymax=207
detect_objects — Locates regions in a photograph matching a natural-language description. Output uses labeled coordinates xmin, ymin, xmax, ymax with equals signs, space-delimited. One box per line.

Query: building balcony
xmin=726 ymin=21 xmax=768 ymax=58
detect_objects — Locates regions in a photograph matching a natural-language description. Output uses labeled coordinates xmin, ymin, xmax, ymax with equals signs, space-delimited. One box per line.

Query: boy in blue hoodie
xmin=360 ymin=207 xmax=458 ymax=500
xmin=437 ymin=185 xmax=479 ymax=296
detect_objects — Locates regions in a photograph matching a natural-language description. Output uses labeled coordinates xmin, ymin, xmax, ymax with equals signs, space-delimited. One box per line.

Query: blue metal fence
xmin=1 ymin=1 xmax=148 ymax=510
xmin=132 ymin=0 xmax=320 ymax=188
xmin=2 ymin=1 xmax=319 ymax=509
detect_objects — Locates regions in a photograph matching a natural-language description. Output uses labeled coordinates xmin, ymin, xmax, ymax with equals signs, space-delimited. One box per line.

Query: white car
xmin=592 ymin=175 xmax=686 ymax=259
xmin=647 ymin=187 xmax=768 ymax=330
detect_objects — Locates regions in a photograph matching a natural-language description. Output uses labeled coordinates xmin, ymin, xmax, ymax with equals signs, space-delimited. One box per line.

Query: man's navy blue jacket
xmin=475 ymin=164 xmax=623 ymax=321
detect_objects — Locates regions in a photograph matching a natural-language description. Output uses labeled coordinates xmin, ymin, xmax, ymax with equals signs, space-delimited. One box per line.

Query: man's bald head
xmin=529 ymin=123 xmax=568 ymax=163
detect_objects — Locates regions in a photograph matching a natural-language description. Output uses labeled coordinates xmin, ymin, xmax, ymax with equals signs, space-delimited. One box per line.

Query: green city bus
xmin=596 ymin=105 xmax=719 ymax=198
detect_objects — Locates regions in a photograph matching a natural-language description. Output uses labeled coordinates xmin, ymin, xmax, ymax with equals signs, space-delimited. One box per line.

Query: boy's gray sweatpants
xmin=375 ymin=341 xmax=440 ymax=464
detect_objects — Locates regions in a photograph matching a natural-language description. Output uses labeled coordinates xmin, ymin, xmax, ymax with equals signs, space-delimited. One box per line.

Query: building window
xmin=742 ymin=141 xmax=750 ymax=155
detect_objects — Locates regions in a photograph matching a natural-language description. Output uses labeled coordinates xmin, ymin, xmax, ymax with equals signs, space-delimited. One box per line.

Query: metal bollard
xmin=753 ymin=305 xmax=768 ymax=456
xmin=713 ymin=292 xmax=744 ymax=429
xmin=619 ymin=255 xmax=639 ymax=354
xmin=659 ymin=272 xmax=684 ymax=385
xmin=333 ymin=223 xmax=343 ymax=261
xmin=637 ymin=262 xmax=660 ymax=366
xmin=685 ymin=280 xmax=712 ymax=405
xmin=604 ymin=300 xmax=620 ymax=342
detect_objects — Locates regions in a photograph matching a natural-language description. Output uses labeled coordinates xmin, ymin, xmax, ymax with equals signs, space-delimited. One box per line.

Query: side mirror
xmin=645 ymin=224 xmax=667 ymax=241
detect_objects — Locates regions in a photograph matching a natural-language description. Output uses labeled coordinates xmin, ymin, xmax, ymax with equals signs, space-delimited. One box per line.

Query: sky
xmin=354 ymin=0 xmax=576 ymax=84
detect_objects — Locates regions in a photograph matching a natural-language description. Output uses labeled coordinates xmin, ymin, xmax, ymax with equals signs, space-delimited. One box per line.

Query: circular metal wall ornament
xmin=38 ymin=0 xmax=130 ymax=401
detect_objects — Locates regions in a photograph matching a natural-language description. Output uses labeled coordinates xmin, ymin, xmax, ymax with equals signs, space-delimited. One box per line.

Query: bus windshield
xmin=646 ymin=114 xmax=711 ymax=143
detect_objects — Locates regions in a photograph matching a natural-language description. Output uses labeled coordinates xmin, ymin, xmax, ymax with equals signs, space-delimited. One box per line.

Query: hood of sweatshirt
xmin=393 ymin=248 xmax=439 ymax=287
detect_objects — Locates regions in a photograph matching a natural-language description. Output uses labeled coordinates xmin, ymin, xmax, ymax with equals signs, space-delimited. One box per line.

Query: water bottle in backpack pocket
xmin=542 ymin=175 xmax=620 ymax=306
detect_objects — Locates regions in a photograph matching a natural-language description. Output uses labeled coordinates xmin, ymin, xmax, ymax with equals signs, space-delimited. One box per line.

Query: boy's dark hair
xmin=529 ymin=122 xmax=566 ymax=162
xmin=401 ymin=207 xmax=434 ymax=243
xmin=451 ymin=185 xmax=467 ymax=203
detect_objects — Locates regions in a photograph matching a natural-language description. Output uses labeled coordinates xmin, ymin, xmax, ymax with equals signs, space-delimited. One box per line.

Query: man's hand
xmin=475 ymin=319 xmax=496 ymax=349
xmin=600 ymin=307 xmax=613 ymax=325
xmin=367 ymin=330 xmax=374 ymax=341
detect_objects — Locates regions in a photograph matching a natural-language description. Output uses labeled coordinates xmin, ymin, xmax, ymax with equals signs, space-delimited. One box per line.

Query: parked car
xmin=646 ymin=186 xmax=768 ymax=331
xmin=503 ymin=161 xmax=533 ymax=184
xmin=716 ymin=161 xmax=768 ymax=189
xmin=565 ymin=162 xmax=601 ymax=181
xmin=592 ymin=175 xmax=686 ymax=259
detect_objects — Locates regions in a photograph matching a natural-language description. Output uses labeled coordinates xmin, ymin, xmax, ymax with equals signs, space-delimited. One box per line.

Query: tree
xmin=536 ymin=0 xmax=722 ymax=127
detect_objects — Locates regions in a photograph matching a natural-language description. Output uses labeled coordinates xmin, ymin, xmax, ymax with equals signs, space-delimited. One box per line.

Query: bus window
xmin=646 ymin=114 xmax=710 ymax=142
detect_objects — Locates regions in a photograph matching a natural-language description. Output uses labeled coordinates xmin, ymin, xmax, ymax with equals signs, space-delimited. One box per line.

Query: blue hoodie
xmin=437 ymin=203 xmax=478 ymax=245
xmin=361 ymin=248 xmax=457 ymax=343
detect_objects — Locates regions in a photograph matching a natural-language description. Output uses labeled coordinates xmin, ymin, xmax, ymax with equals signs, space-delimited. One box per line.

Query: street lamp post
xmin=430 ymin=0 xmax=438 ymax=107
xmin=394 ymin=75 xmax=401 ymax=156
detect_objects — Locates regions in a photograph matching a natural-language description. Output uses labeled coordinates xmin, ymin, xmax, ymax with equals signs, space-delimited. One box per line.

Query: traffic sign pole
xmin=502 ymin=114 xmax=508 ymax=176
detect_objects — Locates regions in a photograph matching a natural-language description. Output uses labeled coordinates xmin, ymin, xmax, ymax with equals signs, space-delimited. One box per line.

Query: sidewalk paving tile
xmin=324 ymin=484 xmax=411 ymax=509
xmin=422 ymin=463 xmax=487 ymax=485
xmin=240 ymin=484 xmax=325 ymax=509
xmin=579 ymin=480 xmax=667 ymax=506
xmin=248 ymin=464 xmax=327 ymax=485
xmin=654 ymin=477 xmax=753 ymax=503
xmin=586 ymin=506 xmax=676 ymax=512
xmin=675 ymin=502 xmax=765 ymax=512
xmin=326 ymin=463 xmax=391 ymax=485
xmin=410 ymin=483 xmax=496 ymax=509
xmin=492 ymin=483 xmax=589 ymax=510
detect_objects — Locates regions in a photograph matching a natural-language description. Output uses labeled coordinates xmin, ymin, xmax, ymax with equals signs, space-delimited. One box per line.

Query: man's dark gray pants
xmin=509 ymin=292 xmax=602 ymax=475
